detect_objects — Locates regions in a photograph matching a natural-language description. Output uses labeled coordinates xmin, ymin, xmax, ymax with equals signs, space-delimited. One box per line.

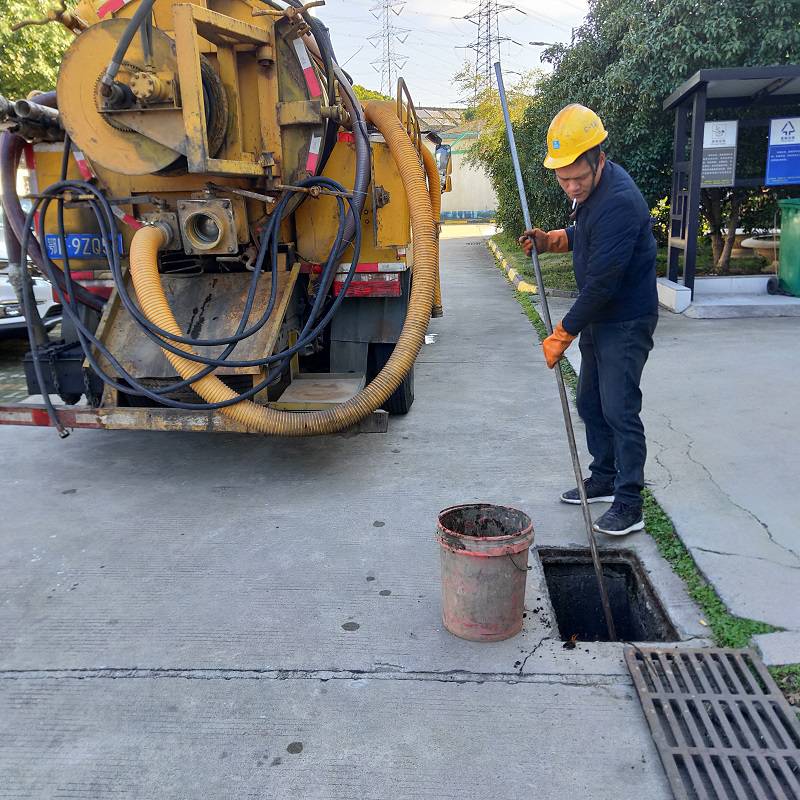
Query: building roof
xmin=664 ymin=65 xmax=800 ymax=110
xmin=415 ymin=107 xmax=466 ymax=133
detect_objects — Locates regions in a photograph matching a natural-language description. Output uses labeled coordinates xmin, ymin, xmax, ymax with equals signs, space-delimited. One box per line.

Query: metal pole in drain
xmin=494 ymin=62 xmax=617 ymax=641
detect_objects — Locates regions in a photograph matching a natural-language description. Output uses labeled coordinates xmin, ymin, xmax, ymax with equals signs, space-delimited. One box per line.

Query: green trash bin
xmin=778 ymin=199 xmax=800 ymax=297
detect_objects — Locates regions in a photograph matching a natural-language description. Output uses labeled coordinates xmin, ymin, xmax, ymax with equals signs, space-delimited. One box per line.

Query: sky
xmin=315 ymin=0 xmax=590 ymax=107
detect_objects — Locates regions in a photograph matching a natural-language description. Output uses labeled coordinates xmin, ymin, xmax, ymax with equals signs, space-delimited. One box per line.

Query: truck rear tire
xmin=369 ymin=343 xmax=414 ymax=415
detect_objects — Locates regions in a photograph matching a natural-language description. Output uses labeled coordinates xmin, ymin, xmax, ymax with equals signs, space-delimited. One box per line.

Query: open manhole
xmin=538 ymin=547 xmax=679 ymax=643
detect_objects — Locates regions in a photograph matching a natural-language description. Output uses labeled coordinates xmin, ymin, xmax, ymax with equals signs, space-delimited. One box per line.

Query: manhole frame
xmin=537 ymin=545 xmax=680 ymax=643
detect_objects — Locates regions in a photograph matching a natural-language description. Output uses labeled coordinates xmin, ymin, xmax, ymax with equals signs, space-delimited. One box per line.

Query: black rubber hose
xmin=334 ymin=65 xmax=370 ymax=249
xmin=39 ymin=178 xmax=345 ymax=360
xmin=16 ymin=197 xmax=68 ymax=434
xmin=1 ymin=133 xmax=106 ymax=312
xmin=112 ymin=183 xmax=348 ymax=366
xmin=100 ymin=0 xmax=156 ymax=93
xmin=0 ymin=93 xmax=106 ymax=314
xmin=34 ymin=183 xmax=283 ymax=378
xmin=23 ymin=178 xmax=363 ymax=408
xmin=3 ymin=195 xmax=49 ymax=347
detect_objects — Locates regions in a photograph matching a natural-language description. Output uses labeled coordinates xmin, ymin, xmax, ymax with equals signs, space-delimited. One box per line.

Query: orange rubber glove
xmin=518 ymin=228 xmax=569 ymax=256
xmin=542 ymin=322 xmax=576 ymax=369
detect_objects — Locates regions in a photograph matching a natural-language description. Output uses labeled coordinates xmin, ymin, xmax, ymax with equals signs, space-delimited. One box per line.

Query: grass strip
xmin=493 ymin=231 xmax=577 ymax=293
xmin=771 ymin=665 xmax=800 ymax=707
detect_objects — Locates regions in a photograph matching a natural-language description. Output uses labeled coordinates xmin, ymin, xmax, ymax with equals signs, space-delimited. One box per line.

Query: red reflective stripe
xmin=336 ymin=262 xmax=406 ymax=274
xmin=97 ymin=0 xmax=127 ymax=18
xmin=72 ymin=149 xmax=94 ymax=180
xmin=0 ymin=405 xmax=102 ymax=429
xmin=303 ymin=66 xmax=322 ymax=98
xmin=305 ymin=134 xmax=322 ymax=174
xmin=292 ymin=39 xmax=322 ymax=98
xmin=111 ymin=206 xmax=143 ymax=230
xmin=310 ymin=263 xmax=406 ymax=274
xmin=32 ymin=408 xmax=51 ymax=426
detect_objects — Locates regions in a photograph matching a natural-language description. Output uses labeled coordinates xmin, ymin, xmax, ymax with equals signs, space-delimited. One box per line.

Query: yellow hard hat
xmin=543 ymin=104 xmax=608 ymax=169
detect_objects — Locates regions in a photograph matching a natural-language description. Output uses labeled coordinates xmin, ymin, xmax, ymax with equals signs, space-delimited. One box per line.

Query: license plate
xmin=45 ymin=233 xmax=123 ymax=260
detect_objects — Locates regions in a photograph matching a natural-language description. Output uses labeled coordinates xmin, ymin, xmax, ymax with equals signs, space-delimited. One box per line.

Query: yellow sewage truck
xmin=0 ymin=0 xmax=450 ymax=436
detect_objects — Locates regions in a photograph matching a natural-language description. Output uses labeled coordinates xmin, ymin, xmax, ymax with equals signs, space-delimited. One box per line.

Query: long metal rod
xmin=494 ymin=62 xmax=617 ymax=641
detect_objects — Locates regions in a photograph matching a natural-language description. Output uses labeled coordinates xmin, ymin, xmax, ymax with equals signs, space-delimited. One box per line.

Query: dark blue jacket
xmin=562 ymin=160 xmax=658 ymax=335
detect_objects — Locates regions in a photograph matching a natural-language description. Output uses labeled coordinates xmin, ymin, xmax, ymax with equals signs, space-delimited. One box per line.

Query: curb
xmin=486 ymin=239 xmax=537 ymax=294
xmin=486 ymin=239 xmax=579 ymax=299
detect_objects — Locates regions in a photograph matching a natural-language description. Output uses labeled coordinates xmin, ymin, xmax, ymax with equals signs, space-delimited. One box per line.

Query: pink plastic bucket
xmin=436 ymin=503 xmax=534 ymax=642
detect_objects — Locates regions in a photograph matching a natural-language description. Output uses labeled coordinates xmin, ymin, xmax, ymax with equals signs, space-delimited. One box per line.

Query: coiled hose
xmin=420 ymin=144 xmax=443 ymax=317
xmin=128 ymin=101 xmax=436 ymax=436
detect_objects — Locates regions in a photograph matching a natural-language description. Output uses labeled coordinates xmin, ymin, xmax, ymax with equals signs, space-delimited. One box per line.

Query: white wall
xmin=427 ymin=141 xmax=497 ymax=221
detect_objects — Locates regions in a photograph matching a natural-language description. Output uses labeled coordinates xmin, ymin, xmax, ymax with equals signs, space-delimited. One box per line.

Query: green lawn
xmin=493 ymin=230 xmax=770 ymax=295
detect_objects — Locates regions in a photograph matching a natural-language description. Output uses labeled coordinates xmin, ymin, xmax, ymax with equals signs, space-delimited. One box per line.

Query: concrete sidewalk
xmin=539 ymin=291 xmax=800 ymax=665
xmin=0 ymin=227 xmax=698 ymax=798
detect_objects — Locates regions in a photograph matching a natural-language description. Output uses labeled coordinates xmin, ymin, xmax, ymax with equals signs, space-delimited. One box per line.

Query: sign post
xmin=766 ymin=117 xmax=800 ymax=186
xmin=701 ymin=121 xmax=738 ymax=188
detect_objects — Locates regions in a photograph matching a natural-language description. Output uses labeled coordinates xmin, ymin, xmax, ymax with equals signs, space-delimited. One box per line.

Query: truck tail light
xmin=332 ymin=272 xmax=401 ymax=298
xmin=305 ymin=262 xmax=407 ymax=299
xmin=333 ymin=262 xmax=405 ymax=298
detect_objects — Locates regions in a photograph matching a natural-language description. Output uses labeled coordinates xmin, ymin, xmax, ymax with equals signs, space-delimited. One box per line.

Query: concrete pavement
xmin=1 ymin=227 xmax=702 ymax=798
xmin=642 ymin=312 xmax=800 ymax=657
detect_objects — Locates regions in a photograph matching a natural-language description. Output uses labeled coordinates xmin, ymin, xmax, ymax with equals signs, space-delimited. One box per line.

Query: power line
xmin=367 ymin=0 xmax=409 ymax=95
xmin=457 ymin=0 xmax=521 ymax=99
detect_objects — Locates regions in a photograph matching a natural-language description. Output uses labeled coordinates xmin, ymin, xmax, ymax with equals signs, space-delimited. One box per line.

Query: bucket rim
xmin=436 ymin=502 xmax=533 ymax=543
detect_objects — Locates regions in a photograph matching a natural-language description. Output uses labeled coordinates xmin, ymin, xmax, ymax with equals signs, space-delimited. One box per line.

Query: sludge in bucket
xmin=436 ymin=503 xmax=534 ymax=642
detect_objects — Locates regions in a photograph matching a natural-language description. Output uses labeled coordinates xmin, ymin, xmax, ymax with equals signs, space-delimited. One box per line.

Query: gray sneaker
xmin=560 ymin=477 xmax=615 ymax=505
xmin=593 ymin=502 xmax=645 ymax=536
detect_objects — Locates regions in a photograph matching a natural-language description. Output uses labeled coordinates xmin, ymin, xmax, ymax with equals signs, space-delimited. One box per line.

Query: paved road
xmin=0 ymin=336 xmax=30 ymax=402
xmin=1 ymin=228 xmax=684 ymax=799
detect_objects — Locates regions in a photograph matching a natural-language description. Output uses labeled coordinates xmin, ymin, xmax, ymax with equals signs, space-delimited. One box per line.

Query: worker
xmin=519 ymin=104 xmax=658 ymax=536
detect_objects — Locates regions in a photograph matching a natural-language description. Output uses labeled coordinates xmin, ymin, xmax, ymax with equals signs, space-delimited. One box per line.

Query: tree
xmin=457 ymin=65 xmax=540 ymax=233
xmin=352 ymin=85 xmax=391 ymax=102
xmin=0 ymin=0 xmax=74 ymax=99
xmin=466 ymin=0 xmax=800 ymax=270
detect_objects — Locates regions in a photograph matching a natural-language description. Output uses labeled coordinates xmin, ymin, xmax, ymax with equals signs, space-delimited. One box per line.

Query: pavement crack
xmin=693 ymin=546 xmax=800 ymax=571
xmin=517 ymin=637 xmax=553 ymax=675
xmin=0 ymin=666 xmax=630 ymax=687
xmin=648 ymin=435 xmax=674 ymax=489
xmin=655 ymin=411 xmax=800 ymax=564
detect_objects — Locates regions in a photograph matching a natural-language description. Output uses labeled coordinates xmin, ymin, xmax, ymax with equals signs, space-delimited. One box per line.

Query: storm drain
xmin=539 ymin=547 xmax=678 ymax=642
xmin=626 ymin=647 xmax=800 ymax=799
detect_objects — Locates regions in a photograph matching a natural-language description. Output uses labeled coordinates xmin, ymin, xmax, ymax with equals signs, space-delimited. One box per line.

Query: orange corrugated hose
xmin=420 ymin=144 xmax=443 ymax=317
xmin=128 ymin=101 xmax=436 ymax=436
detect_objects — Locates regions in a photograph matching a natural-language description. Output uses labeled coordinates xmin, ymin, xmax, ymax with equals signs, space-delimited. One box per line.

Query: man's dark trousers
xmin=576 ymin=314 xmax=658 ymax=510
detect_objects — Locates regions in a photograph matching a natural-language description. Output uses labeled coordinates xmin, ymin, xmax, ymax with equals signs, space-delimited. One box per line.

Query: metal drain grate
xmin=626 ymin=647 xmax=800 ymax=800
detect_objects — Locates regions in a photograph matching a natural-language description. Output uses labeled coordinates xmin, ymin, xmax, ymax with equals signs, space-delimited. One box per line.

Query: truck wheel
xmin=369 ymin=343 xmax=414 ymax=415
